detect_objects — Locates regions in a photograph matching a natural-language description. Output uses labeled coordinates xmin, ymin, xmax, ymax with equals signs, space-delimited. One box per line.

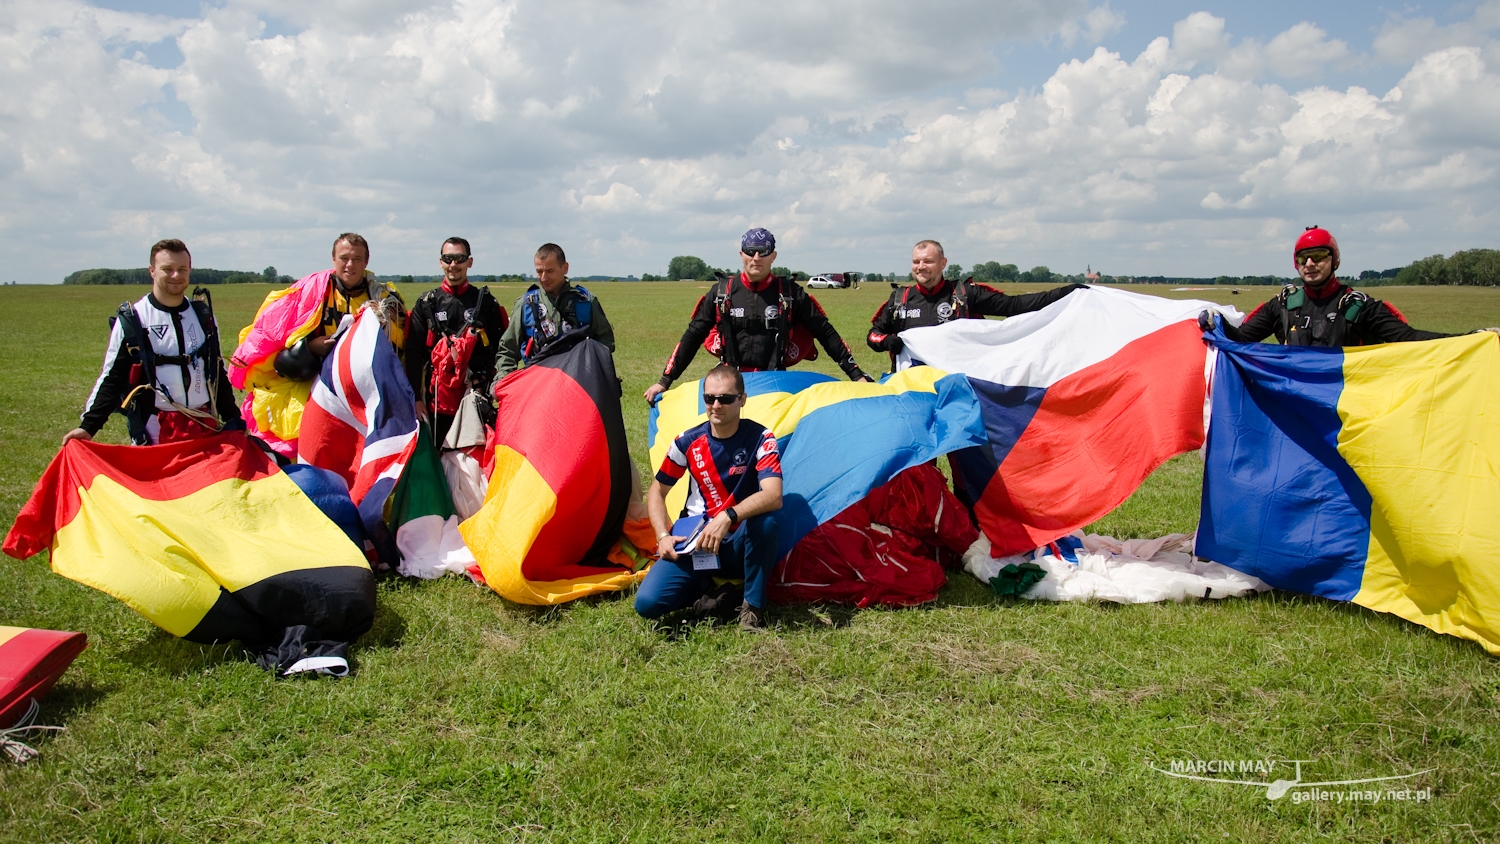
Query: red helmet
xmin=1294 ymin=226 xmax=1339 ymax=265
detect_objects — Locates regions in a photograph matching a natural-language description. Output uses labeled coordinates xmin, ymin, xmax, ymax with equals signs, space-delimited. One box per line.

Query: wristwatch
xmin=725 ymin=507 xmax=740 ymax=525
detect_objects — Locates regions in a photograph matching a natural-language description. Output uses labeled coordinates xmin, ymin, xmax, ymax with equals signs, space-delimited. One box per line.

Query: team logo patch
xmin=463 ymin=308 xmax=475 ymax=322
xmin=149 ymin=324 xmax=170 ymax=340
xmin=436 ymin=311 xmax=449 ymax=322
xmin=936 ymin=302 xmax=954 ymax=320
xmin=730 ymin=307 xmax=745 ymax=317
xmin=729 ymin=449 xmax=749 ymax=475
xmin=764 ymin=306 xmax=780 ymax=319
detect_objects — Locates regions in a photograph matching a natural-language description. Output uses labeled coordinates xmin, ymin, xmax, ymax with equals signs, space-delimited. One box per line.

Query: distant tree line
xmin=65 ymin=266 xmax=294 ymax=285
xmin=1357 ymin=248 xmax=1500 ymax=287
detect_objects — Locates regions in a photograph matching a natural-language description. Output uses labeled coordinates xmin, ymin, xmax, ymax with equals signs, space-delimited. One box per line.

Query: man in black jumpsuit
xmin=868 ymin=240 xmax=1086 ymax=371
xmin=403 ymin=236 xmax=509 ymax=445
xmin=1212 ymin=227 xmax=1456 ymax=347
xmin=643 ymin=228 xmax=871 ymax=404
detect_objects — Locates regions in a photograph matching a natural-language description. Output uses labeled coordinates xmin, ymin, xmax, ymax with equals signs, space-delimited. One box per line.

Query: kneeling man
xmin=638 ymin=364 xmax=782 ymax=631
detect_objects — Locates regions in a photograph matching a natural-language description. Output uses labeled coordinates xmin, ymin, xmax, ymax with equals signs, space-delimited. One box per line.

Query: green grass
xmin=2 ymin=281 xmax=1500 ymax=842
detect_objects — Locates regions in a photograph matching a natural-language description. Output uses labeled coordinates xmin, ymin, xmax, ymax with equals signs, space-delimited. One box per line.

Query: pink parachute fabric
xmin=770 ymin=463 xmax=978 ymax=607
xmin=228 ymin=271 xmax=336 ymax=458
xmin=228 ymin=270 xmax=334 ymax=390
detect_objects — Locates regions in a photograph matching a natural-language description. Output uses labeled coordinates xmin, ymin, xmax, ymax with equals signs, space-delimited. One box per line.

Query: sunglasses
xmin=741 ymin=246 xmax=773 ymax=258
xmin=1296 ymin=249 xmax=1332 ymax=264
xmin=440 ymin=253 xmax=470 ymax=264
xmin=703 ymin=393 xmax=741 ymax=406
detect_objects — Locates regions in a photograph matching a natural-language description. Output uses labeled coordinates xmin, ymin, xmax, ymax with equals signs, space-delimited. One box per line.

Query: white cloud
xmin=1 ymin=0 xmax=1499 ymax=283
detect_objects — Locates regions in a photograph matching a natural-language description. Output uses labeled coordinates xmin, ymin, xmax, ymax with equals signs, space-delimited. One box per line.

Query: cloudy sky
xmin=4 ymin=0 xmax=1500 ymax=282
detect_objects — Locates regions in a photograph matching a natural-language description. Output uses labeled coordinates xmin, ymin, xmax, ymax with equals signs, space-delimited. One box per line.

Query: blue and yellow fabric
xmin=648 ymin=368 xmax=986 ymax=558
xmin=1197 ymin=326 xmax=1500 ymax=654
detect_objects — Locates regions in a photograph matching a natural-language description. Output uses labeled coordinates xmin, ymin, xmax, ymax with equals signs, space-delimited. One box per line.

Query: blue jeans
xmin=635 ymin=513 xmax=779 ymax=618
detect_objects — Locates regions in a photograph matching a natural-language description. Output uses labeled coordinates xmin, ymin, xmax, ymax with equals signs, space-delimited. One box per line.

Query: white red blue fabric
xmin=297 ymin=307 xmax=419 ymax=561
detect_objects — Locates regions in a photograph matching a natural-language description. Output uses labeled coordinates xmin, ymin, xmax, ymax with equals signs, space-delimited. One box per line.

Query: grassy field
xmin=1 ymin=280 xmax=1498 ymax=842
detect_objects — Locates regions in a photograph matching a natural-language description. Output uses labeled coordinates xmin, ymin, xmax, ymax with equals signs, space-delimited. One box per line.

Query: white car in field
xmin=807 ymin=274 xmax=842 ymax=289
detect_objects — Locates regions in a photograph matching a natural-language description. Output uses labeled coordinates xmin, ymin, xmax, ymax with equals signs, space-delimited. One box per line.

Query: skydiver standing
xmin=867 ymin=240 xmax=1086 ymax=372
xmin=64 ymin=239 xmax=242 ymax=446
xmin=643 ymin=228 xmax=872 ymax=405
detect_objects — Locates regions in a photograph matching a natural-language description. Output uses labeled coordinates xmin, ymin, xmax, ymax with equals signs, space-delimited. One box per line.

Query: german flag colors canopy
xmin=4 ymin=434 xmax=376 ymax=650
xmin=1198 ymin=327 xmax=1500 ymax=654
xmin=460 ymin=335 xmax=642 ymax=605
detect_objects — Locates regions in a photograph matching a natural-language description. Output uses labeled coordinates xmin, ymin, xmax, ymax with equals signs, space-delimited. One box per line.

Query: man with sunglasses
xmin=643 ymin=228 xmax=870 ymax=405
xmin=868 ymin=239 xmax=1086 ymax=371
xmin=403 ymin=237 xmax=509 ymax=444
xmin=638 ymin=364 xmax=783 ymax=631
xmin=1213 ymin=226 xmax=1454 ymax=347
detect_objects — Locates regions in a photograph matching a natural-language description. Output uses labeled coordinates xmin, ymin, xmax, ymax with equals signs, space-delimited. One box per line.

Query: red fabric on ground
xmin=770 ymin=463 xmax=977 ymax=607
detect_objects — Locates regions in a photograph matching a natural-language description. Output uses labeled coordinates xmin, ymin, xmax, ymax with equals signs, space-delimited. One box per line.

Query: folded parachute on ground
xmin=459 ymin=331 xmax=649 ymax=605
xmin=0 ymin=626 xmax=86 ymax=730
xmin=1197 ymin=324 xmax=1500 ymax=655
xmin=648 ymin=366 xmax=987 ymax=561
xmin=3 ymin=434 xmax=376 ymax=674
xmin=899 ymin=286 xmax=1243 ymax=558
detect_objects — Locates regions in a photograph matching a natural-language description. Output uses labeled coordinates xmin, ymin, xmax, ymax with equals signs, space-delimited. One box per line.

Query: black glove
xmin=887 ymin=335 xmax=904 ymax=354
xmin=1197 ymin=310 xmax=1215 ymax=332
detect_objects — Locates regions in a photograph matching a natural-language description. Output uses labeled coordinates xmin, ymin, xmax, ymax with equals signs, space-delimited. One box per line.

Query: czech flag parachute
xmin=4 ymin=434 xmax=376 ymax=673
xmin=900 ymin=286 xmax=1242 ymax=558
xmin=460 ymin=333 xmax=648 ymax=605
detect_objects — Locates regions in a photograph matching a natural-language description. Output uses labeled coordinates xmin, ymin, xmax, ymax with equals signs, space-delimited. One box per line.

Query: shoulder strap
xmin=112 ymin=302 xmax=155 ymax=444
xmin=952 ymin=278 xmax=973 ymax=319
xmin=570 ymin=284 xmax=592 ymax=327
xmin=1340 ymin=289 xmax=1368 ymax=323
xmin=1276 ymin=284 xmax=1303 ymax=342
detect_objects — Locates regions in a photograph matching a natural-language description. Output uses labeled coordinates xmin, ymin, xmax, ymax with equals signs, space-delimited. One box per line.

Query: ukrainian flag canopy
xmin=1198 ymin=327 xmax=1500 ymax=654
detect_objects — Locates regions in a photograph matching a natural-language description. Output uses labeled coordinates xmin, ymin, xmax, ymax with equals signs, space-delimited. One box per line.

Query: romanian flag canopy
xmin=1197 ymin=326 xmax=1500 ymax=654
xmin=4 ymin=435 xmax=376 ymax=654
xmin=899 ymin=286 xmax=1242 ymax=557
xmin=460 ymin=334 xmax=641 ymax=605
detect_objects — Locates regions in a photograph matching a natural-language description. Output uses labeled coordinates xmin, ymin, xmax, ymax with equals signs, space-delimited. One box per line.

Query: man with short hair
xmin=494 ymin=243 xmax=616 ymax=377
xmin=403 ymin=237 xmax=509 ymax=444
xmin=307 ymin=233 xmax=406 ymax=358
xmin=643 ymin=228 xmax=871 ymax=405
xmin=867 ymin=240 xmax=1086 ymax=370
xmin=64 ymin=239 xmax=241 ymax=446
xmin=1213 ymin=226 xmax=1457 ymax=346
xmin=637 ymin=363 xmax=783 ymax=630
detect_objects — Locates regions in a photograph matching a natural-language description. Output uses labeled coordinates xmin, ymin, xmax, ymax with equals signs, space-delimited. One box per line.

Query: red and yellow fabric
xmin=4 ymin=434 xmax=375 ymax=645
xmin=0 ymin=627 xmax=87 ymax=729
xmin=460 ymin=336 xmax=646 ymax=605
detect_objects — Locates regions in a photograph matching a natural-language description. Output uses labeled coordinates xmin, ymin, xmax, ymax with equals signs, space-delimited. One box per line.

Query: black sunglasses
xmin=703 ymin=393 xmax=741 ymax=406
xmin=741 ymin=246 xmax=773 ymax=258
xmin=440 ymin=253 xmax=470 ymax=264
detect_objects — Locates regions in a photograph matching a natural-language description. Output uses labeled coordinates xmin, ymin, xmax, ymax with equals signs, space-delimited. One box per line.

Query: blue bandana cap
xmin=740 ymin=228 xmax=776 ymax=253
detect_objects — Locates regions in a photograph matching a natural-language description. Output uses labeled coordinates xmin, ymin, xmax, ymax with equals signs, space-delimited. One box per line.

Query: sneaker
xmin=737 ymin=602 xmax=768 ymax=632
xmin=688 ymin=583 xmax=742 ymax=622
